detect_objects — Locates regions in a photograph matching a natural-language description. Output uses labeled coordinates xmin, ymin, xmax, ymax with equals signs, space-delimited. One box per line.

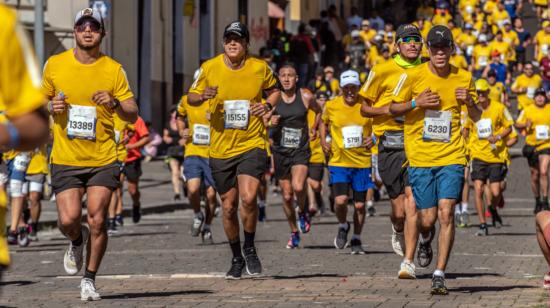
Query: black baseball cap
xmin=427 ymin=25 xmax=454 ymax=47
xmin=223 ymin=21 xmax=250 ymax=42
xmin=535 ymin=88 xmax=547 ymax=97
xmin=316 ymin=91 xmax=329 ymax=99
xmin=395 ymin=24 xmax=421 ymax=42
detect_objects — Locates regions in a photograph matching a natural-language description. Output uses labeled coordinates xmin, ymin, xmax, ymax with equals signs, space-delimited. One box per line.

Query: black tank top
xmin=272 ymin=89 xmax=309 ymax=153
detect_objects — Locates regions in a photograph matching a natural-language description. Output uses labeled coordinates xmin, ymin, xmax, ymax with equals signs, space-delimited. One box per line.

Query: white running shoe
xmin=64 ymin=225 xmax=89 ymax=275
xmin=391 ymin=225 xmax=405 ymax=257
xmin=80 ymin=278 xmax=101 ymax=301
xmin=398 ymin=261 xmax=416 ymax=279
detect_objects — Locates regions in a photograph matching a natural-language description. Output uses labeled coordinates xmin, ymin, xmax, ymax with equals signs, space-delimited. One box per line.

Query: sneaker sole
xmin=81 ymin=295 xmax=101 ymax=301
xmin=245 ymin=265 xmax=262 ymax=276
xmin=431 ymin=288 xmax=449 ymax=295
xmin=398 ymin=271 xmax=416 ymax=279
xmin=333 ymin=237 xmax=347 ymax=250
xmin=351 ymin=250 xmax=365 ymax=255
xmin=225 ymin=275 xmax=241 ymax=280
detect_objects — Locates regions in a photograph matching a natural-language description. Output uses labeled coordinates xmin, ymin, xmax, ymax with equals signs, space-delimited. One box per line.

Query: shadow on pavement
xmin=449 ymin=285 xmax=534 ymax=293
xmin=0 ymin=280 xmax=36 ymax=286
xmin=117 ymin=231 xmax=177 ymax=237
xmin=490 ymin=232 xmax=536 ymax=236
xmin=101 ymin=289 xmax=213 ymax=299
xmin=11 ymin=248 xmax=63 ymax=253
xmin=271 ymin=273 xmax=344 ymax=280
xmin=417 ymin=273 xmax=502 ymax=279
xmin=201 ymin=239 xmax=277 ymax=246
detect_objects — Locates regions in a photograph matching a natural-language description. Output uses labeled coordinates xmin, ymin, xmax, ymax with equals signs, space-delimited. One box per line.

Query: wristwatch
xmin=265 ymin=103 xmax=273 ymax=112
xmin=110 ymin=99 xmax=121 ymax=110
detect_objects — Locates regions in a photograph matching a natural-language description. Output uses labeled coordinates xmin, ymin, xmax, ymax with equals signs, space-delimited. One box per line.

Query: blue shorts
xmin=408 ymin=164 xmax=464 ymax=209
xmin=7 ymin=159 xmax=27 ymax=182
xmin=328 ymin=166 xmax=374 ymax=193
xmin=183 ymin=156 xmax=215 ymax=188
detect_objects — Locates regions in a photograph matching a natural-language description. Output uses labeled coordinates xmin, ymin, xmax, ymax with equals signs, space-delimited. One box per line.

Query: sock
xmin=480 ymin=223 xmax=487 ymax=229
xmin=258 ymin=200 xmax=266 ymax=208
xmin=461 ymin=202 xmax=468 ymax=213
xmin=339 ymin=222 xmax=349 ymax=230
xmin=243 ymin=231 xmax=255 ymax=249
xmin=543 ymin=196 xmax=549 ymax=204
xmin=314 ymin=192 xmax=324 ymax=209
xmin=536 ymin=197 xmax=541 ymax=205
xmin=84 ymin=268 xmax=96 ymax=281
xmin=109 ymin=218 xmax=115 ymax=225
xmin=454 ymin=205 xmax=461 ymax=215
xmin=433 ymin=269 xmax=445 ymax=278
xmin=229 ymin=239 xmax=242 ymax=258
xmin=366 ymin=200 xmax=374 ymax=208
xmin=71 ymin=232 xmax=83 ymax=247
xmin=402 ymin=258 xmax=412 ymax=264
xmin=203 ymin=224 xmax=211 ymax=231
xmin=31 ymin=222 xmax=38 ymax=232
xmin=351 ymin=234 xmax=360 ymax=241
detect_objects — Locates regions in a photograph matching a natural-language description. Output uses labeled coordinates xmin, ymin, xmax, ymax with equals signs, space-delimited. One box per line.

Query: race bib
xmin=281 ymin=127 xmax=302 ymax=148
xmin=13 ymin=153 xmax=31 ymax=172
xmin=542 ymin=44 xmax=549 ymax=56
xmin=536 ymin=125 xmax=549 ymax=141
xmin=476 ymin=118 xmax=493 ymax=139
xmin=466 ymin=45 xmax=474 ymax=56
xmin=423 ymin=110 xmax=452 ymax=142
xmin=478 ymin=56 xmax=488 ymax=67
xmin=224 ymin=100 xmax=249 ymax=130
xmin=342 ymin=125 xmax=363 ymax=149
xmin=527 ymin=87 xmax=536 ymax=99
xmin=114 ymin=130 xmax=121 ymax=144
xmin=192 ymin=124 xmax=210 ymax=145
xmin=67 ymin=105 xmax=97 ymax=140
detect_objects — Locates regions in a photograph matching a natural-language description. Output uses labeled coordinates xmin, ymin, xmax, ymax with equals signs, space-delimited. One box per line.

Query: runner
xmin=0 ymin=2 xmax=49 ymax=283
xmin=463 ymin=79 xmax=513 ymax=235
xmin=270 ymin=64 xmax=321 ymax=249
xmin=359 ymin=24 xmax=423 ymax=278
xmin=187 ymin=21 xmax=280 ymax=279
xmin=511 ymin=62 xmax=543 ymax=111
xmin=390 ymin=25 xmax=480 ymax=295
xmin=5 ymin=151 xmax=32 ymax=246
xmin=24 ymin=146 xmax=49 ymax=241
xmin=320 ymin=70 xmax=375 ymax=255
xmin=535 ymin=209 xmax=550 ymax=289
xmin=163 ymin=108 xmax=184 ymax=201
xmin=177 ymin=94 xmax=217 ymax=244
xmin=43 ymin=8 xmax=138 ymax=300
xmin=515 ymin=88 xmax=550 ymax=213
xmin=307 ymin=91 xmax=329 ymax=216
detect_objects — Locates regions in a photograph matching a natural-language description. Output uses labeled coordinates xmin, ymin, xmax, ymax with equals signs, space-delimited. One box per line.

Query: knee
xmin=128 ymin=184 xmax=139 ymax=196
xmin=187 ymin=186 xmax=200 ymax=197
xmin=354 ymin=202 xmax=365 ymax=211
xmin=240 ymin=194 xmax=257 ymax=208
xmin=309 ymin=181 xmax=321 ymax=192
xmin=438 ymin=209 xmax=453 ymax=226
xmin=282 ymin=191 xmax=293 ymax=204
xmin=541 ymin=169 xmax=549 ymax=178
xmin=292 ymin=183 xmax=305 ymax=195
xmin=335 ymin=196 xmax=348 ymax=205
xmin=87 ymin=214 xmax=106 ymax=233
xmin=58 ymin=217 xmax=79 ymax=232
xmin=222 ymin=203 xmax=238 ymax=218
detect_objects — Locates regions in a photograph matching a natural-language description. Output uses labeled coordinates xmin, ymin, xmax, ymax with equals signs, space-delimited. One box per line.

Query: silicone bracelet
xmin=411 ymin=99 xmax=417 ymax=109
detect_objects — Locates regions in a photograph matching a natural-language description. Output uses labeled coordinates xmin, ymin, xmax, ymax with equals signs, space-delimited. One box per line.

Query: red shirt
xmin=541 ymin=56 xmax=550 ymax=82
xmin=125 ymin=116 xmax=149 ymax=162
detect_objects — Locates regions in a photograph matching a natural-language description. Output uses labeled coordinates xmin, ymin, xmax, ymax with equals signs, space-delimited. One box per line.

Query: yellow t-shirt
xmin=359 ymin=58 xmax=409 ymax=137
xmin=516 ymin=104 xmax=550 ymax=151
xmin=359 ymin=29 xmax=376 ymax=45
xmin=511 ymin=74 xmax=543 ymax=110
xmin=483 ymin=0 xmax=497 ymax=14
xmin=503 ymin=29 xmax=519 ymax=61
xmin=177 ymin=95 xmax=210 ymax=158
xmin=489 ymin=40 xmax=513 ymax=64
xmin=113 ymin=113 xmax=130 ymax=162
xmin=27 ymin=146 xmax=48 ymax=175
xmin=488 ymin=82 xmax=505 ymax=103
xmin=189 ymin=54 xmax=277 ymax=159
xmin=432 ymin=13 xmax=452 ymax=26
xmin=534 ymin=31 xmax=550 ymax=62
xmin=393 ymin=63 xmax=478 ymax=167
xmin=473 ymin=44 xmax=491 ymax=70
xmin=328 ymin=78 xmax=340 ymax=97
xmin=501 ymin=126 xmax=518 ymax=165
xmin=307 ymin=109 xmax=324 ymax=164
xmin=457 ymin=33 xmax=476 ymax=56
xmin=322 ymin=96 xmax=372 ymax=168
xmin=42 ymin=49 xmax=134 ymax=167
xmin=450 ymin=54 xmax=468 ymax=70
xmin=0 ymin=4 xmax=46 ymax=266
xmin=491 ymin=10 xmax=510 ymax=28
xmin=465 ymin=101 xmax=513 ymax=163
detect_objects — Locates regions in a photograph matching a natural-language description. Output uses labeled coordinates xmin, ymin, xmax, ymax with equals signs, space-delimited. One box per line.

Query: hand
xmin=415 ymin=88 xmax=441 ymax=109
xmin=202 ymin=86 xmax=218 ymax=100
xmin=487 ymin=135 xmax=497 ymax=144
xmin=92 ymin=91 xmax=116 ymax=108
xmin=250 ymin=103 xmax=269 ymax=117
xmin=270 ymin=115 xmax=281 ymax=126
xmin=310 ymin=128 xmax=318 ymax=141
xmin=178 ymin=138 xmax=186 ymax=146
xmin=363 ymin=136 xmax=375 ymax=149
xmin=455 ymin=87 xmax=474 ymax=106
xmin=51 ymin=93 xmax=67 ymax=114
xmin=526 ymin=119 xmax=532 ymax=131
xmin=520 ymin=87 xmax=527 ymax=94
xmin=180 ymin=129 xmax=190 ymax=145
xmin=321 ymin=139 xmax=331 ymax=154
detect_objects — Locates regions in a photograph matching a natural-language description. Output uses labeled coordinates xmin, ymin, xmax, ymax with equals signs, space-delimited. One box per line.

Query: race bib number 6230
xmin=423 ymin=110 xmax=452 ymax=142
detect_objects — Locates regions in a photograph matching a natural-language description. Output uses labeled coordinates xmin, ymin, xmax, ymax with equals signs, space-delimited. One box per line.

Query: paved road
xmin=1 ymin=154 xmax=550 ymax=307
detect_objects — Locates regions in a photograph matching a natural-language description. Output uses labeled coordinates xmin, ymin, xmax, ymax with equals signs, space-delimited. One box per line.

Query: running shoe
xmin=488 ymin=205 xmax=502 ymax=227
xmin=107 ymin=220 xmax=118 ymax=236
xmin=298 ymin=213 xmax=311 ymax=233
xmin=461 ymin=211 xmax=470 ymax=227
xmin=334 ymin=222 xmax=350 ymax=249
xmin=475 ymin=224 xmax=488 ymax=236
xmin=7 ymin=230 xmax=17 ymax=245
xmin=350 ymin=238 xmax=365 ymax=255
xmin=28 ymin=224 xmax=38 ymax=242
xmin=132 ymin=205 xmax=141 ymax=224
xmin=417 ymin=226 xmax=435 ymax=268
xmin=543 ymin=272 xmax=550 ymax=290
xmin=534 ymin=200 xmax=542 ymax=214
xmin=64 ymin=225 xmax=89 ymax=275
xmin=225 ymin=257 xmax=245 ymax=280
xmin=542 ymin=200 xmax=550 ymax=212
xmin=173 ymin=194 xmax=181 ymax=202
xmin=398 ymin=261 xmax=416 ymax=279
xmin=367 ymin=205 xmax=376 ymax=217
xmin=18 ymin=226 xmax=30 ymax=247
xmin=243 ymin=246 xmax=262 ymax=276
xmin=286 ymin=232 xmax=300 ymax=249
xmin=115 ymin=215 xmax=124 ymax=227
xmin=258 ymin=205 xmax=266 ymax=222
xmin=308 ymin=206 xmax=318 ymax=218
xmin=80 ymin=278 xmax=101 ymax=301
xmin=191 ymin=212 xmax=204 ymax=237
xmin=431 ymin=275 xmax=449 ymax=295
xmin=391 ymin=225 xmax=405 ymax=256
xmin=454 ymin=211 xmax=463 ymax=227
xmin=201 ymin=229 xmax=213 ymax=245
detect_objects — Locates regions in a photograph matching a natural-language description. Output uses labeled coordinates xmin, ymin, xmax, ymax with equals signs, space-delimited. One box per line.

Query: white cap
xmin=478 ymin=34 xmax=487 ymax=42
xmin=351 ymin=30 xmax=360 ymax=38
xmin=74 ymin=8 xmax=103 ymax=26
xmin=340 ymin=70 xmax=361 ymax=87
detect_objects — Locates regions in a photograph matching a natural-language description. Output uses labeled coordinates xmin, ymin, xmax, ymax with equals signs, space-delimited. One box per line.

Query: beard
xmin=76 ymin=37 xmax=102 ymax=51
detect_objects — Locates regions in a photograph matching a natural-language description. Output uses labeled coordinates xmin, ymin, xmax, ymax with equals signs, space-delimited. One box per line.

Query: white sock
xmin=366 ymin=200 xmax=374 ymax=208
xmin=454 ymin=206 xmax=461 ymax=215
xmin=433 ymin=269 xmax=445 ymax=278
xmin=461 ymin=202 xmax=469 ymax=213
xmin=351 ymin=234 xmax=360 ymax=241
xmin=339 ymin=222 xmax=348 ymax=230
xmin=402 ymin=258 xmax=412 ymax=265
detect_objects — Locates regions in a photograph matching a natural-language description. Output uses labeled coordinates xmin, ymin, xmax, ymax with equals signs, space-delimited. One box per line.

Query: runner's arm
xmin=114 ymin=98 xmax=139 ymax=123
xmin=389 ymin=100 xmax=414 ymax=116
xmin=495 ymin=125 xmax=513 ymax=140
xmin=0 ymin=108 xmax=49 ymax=152
xmin=126 ymin=134 xmax=150 ymax=150
xmin=361 ymin=98 xmax=389 ymax=117
xmin=176 ymin=115 xmax=187 ymax=137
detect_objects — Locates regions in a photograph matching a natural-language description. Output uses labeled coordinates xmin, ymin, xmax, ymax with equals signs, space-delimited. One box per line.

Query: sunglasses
xmin=398 ymin=36 xmax=422 ymax=44
xmin=75 ymin=21 xmax=102 ymax=33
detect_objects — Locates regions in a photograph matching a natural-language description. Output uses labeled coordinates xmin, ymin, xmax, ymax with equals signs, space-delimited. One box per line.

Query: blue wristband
xmin=7 ymin=122 xmax=20 ymax=150
xmin=371 ymin=135 xmax=377 ymax=145
xmin=411 ymin=99 xmax=417 ymax=109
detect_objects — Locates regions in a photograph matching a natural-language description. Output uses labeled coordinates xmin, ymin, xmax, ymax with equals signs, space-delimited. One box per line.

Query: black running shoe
xmin=535 ymin=200 xmax=543 ymax=214
xmin=18 ymin=226 xmax=30 ymax=247
xmin=488 ymin=205 xmax=502 ymax=227
xmin=115 ymin=215 xmax=124 ymax=227
xmin=243 ymin=247 xmax=262 ymax=276
xmin=225 ymin=257 xmax=245 ymax=280
xmin=132 ymin=206 xmax=141 ymax=224
xmin=417 ymin=226 xmax=435 ymax=268
xmin=431 ymin=275 xmax=449 ymax=295
xmin=334 ymin=222 xmax=350 ymax=249
xmin=258 ymin=206 xmax=266 ymax=222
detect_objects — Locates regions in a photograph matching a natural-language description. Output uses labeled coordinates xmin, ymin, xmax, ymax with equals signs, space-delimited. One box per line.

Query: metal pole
xmin=34 ymin=0 xmax=45 ymax=69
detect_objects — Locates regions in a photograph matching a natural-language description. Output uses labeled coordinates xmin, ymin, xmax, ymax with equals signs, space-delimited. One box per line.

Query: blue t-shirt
xmin=504 ymin=0 xmax=518 ymax=19
xmin=515 ymin=29 xmax=531 ymax=52
xmin=490 ymin=63 xmax=507 ymax=83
